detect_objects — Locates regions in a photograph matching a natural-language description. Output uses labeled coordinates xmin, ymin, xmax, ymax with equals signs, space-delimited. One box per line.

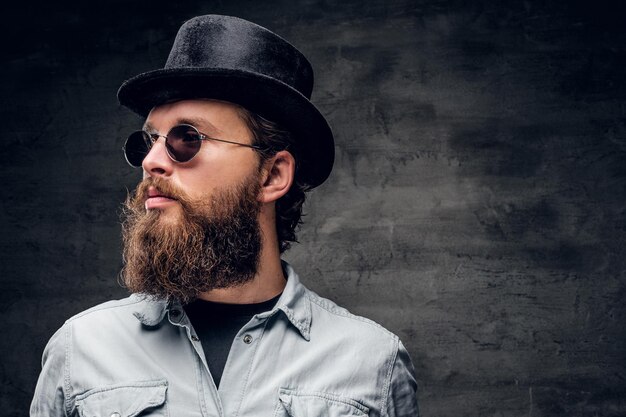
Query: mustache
xmin=133 ymin=177 xmax=193 ymax=208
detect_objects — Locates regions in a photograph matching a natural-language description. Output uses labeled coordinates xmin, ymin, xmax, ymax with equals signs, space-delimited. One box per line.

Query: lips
xmin=147 ymin=187 xmax=176 ymax=200
xmin=145 ymin=186 xmax=177 ymax=209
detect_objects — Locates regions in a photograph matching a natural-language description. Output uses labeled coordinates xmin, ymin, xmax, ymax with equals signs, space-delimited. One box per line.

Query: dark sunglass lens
xmin=166 ymin=125 xmax=202 ymax=162
xmin=124 ymin=131 xmax=150 ymax=167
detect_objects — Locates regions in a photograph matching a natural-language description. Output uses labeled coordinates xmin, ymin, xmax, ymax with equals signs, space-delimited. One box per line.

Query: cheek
xmin=205 ymin=156 xmax=258 ymax=183
xmin=175 ymin=152 xmax=261 ymax=198
xmin=176 ymin=165 xmax=222 ymax=199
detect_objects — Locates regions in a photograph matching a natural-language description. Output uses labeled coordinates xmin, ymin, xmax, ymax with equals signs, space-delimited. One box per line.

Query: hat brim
xmin=117 ymin=67 xmax=334 ymax=188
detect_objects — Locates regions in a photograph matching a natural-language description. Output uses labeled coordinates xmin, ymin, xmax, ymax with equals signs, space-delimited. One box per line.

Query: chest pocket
xmin=75 ymin=379 xmax=168 ymax=417
xmin=276 ymin=388 xmax=369 ymax=417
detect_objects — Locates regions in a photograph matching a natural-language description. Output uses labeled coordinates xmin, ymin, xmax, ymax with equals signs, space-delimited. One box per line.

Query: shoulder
xmin=64 ymin=294 xmax=145 ymax=325
xmin=60 ymin=294 xmax=163 ymax=337
xmin=296 ymin=285 xmax=418 ymax=411
xmin=38 ymin=295 xmax=147 ymax=377
xmin=282 ymin=262 xmax=400 ymax=349
xmin=67 ymin=294 xmax=144 ymax=322
xmin=303 ymin=286 xmax=400 ymax=351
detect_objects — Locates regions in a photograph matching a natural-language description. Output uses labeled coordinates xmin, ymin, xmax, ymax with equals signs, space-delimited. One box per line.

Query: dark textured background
xmin=2 ymin=0 xmax=625 ymax=416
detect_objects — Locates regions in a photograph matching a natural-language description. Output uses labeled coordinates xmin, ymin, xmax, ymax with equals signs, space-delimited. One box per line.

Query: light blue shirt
xmin=31 ymin=262 xmax=419 ymax=416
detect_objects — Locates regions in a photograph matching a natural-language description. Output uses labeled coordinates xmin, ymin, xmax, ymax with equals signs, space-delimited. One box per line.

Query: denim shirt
xmin=31 ymin=262 xmax=419 ymax=417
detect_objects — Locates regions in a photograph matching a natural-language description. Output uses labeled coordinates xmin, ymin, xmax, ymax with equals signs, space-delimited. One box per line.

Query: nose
xmin=142 ymin=137 xmax=174 ymax=178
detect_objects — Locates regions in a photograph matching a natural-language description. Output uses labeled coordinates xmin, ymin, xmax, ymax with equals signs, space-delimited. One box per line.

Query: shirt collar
xmin=131 ymin=294 xmax=170 ymax=328
xmin=131 ymin=260 xmax=311 ymax=340
xmin=270 ymin=260 xmax=311 ymax=341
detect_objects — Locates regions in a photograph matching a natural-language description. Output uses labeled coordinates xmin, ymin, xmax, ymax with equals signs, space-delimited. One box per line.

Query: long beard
xmin=120 ymin=175 xmax=262 ymax=303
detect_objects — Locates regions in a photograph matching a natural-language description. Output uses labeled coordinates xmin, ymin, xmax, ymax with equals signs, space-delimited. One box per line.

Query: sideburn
xmin=120 ymin=176 xmax=263 ymax=303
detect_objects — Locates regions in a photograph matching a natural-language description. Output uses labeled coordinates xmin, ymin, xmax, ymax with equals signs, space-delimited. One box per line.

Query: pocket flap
xmin=75 ymin=379 xmax=167 ymax=417
xmin=278 ymin=388 xmax=369 ymax=416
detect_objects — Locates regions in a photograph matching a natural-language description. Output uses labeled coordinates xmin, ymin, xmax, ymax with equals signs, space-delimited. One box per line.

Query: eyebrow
xmin=143 ymin=117 xmax=223 ymax=136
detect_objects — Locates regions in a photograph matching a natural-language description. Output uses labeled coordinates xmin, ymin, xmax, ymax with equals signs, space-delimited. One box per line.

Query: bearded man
xmin=31 ymin=15 xmax=419 ymax=417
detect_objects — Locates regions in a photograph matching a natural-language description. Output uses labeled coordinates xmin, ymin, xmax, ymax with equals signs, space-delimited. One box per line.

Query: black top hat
xmin=118 ymin=15 xmax=334 ymax=188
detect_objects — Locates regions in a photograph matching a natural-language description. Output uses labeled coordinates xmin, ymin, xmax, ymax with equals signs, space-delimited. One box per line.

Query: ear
xmin=259 ymin=150 xmax=295 ymax=203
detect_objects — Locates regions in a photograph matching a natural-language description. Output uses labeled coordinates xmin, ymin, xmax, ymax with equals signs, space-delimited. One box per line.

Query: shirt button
xmin=191 ymin=335 xmax=200 ymax=342
xmin=110 ymin=413 xmax=121 ymax=417
xmin=243 ymin=334 xmax=253 ymax=344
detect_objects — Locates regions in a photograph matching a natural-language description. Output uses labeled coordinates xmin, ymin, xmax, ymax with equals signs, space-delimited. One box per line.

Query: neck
xmin=196 ymin=204 xmax=286 ymax=304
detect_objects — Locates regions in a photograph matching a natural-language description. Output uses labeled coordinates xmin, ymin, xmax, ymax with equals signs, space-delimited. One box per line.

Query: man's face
xmin=140 ymin=99 xmax=262 ymax=217
xmin=120 ymin=99 xmax=266 ymax=302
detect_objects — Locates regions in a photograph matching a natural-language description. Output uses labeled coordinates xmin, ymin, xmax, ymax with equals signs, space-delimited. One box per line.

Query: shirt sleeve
xmin=385 ymin=339 xmax=420 ymax=417
xmin=30 ymin=324 xmax=69 ymax=417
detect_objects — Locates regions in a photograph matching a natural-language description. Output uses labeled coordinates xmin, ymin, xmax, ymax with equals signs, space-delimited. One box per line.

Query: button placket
xmin=218 ymin=317 xmax=270 ymax=414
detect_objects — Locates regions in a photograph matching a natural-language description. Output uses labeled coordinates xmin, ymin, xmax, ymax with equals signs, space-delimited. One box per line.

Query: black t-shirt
xmin=184 ymin=293 xmax=282 ymax=388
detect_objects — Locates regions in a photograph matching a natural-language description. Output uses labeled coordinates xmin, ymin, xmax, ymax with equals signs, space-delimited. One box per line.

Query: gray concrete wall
xmin=2 ymin=1 xmax=625 ymax=416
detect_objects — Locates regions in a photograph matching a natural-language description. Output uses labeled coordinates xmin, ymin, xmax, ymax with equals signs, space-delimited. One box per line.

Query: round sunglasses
xmin=123 ymin=124 xmax=265 ymax=167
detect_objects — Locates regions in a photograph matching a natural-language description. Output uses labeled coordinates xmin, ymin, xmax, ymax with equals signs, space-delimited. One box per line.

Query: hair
xmin=237 ymin=108 xmax=311 ymax=253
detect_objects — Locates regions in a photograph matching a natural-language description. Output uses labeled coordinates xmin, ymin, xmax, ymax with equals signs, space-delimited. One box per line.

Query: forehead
xmin=144 ymin=99 xmax=250 ymax=137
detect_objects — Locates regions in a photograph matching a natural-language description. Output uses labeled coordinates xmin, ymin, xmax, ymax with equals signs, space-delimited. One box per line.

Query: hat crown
xmin=165 ymin=15 xmax=314 ymax=98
